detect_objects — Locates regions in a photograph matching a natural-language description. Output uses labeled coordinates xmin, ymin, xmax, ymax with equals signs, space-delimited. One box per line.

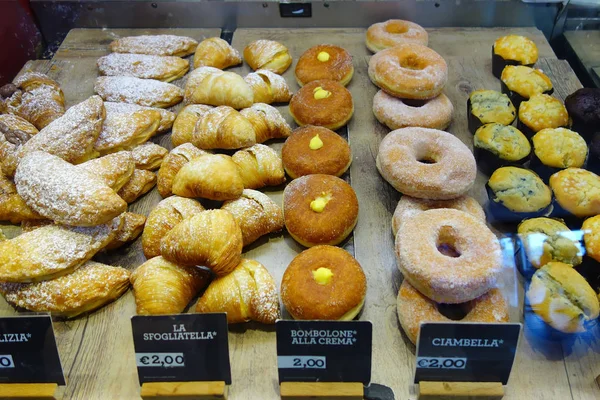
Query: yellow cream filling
xmin=309 ymin=134 xmax=324 ymax=150
xmin=310 ymin=192 xmax=332 ymax=212
xmin=317 ymin=51 xmax=330 ymax=62
xmin=312 ymin=267 xmax=334 ymax=285
xmin=313 ymin=87 xmax=332 ymax=100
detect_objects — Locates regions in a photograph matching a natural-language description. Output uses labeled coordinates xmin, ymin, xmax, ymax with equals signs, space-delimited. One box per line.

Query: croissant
xmin=77 ymin=151 xmax=135 ymax=191
xmin=0 ymin=215 xmax=122 ymax=282
xmin=172 ymin=153 xmax=244 ymax=200
xmin=0 ymin=114 xmax=38 ymax=147
xmin=105 ymin=212 xmax=146 ymax=251
xmin=193 ymin=37 xmax=242 ymax=69
xmin=171 ymin=104 xmax=213 ymax=147
xmin=103 ymin=102 xmax=175 ymax=133
xmin=95 ymin=76 xmax=184 ymax=108
xmin=94 ymin=108 xmax=161 ymax=155
xmin=157 ymin=143 xmax=209 ymax=197
xmin=1 ymin=72 xmax=65 ymax=130
xmin=232 ymin=144 xmax=285 ymax=189
xmin=110 ymin=35 xmax=198 ymax=57
xmin=0 ymin=261 xmax=130 ymax=318
xmin=196 ymin=259 xmax=280 ymax=324
xmin=0 ymin=172 xmax=43 ymax=223
xmin=160 ymin=209 xmax=243 ymax=276
xmin=240 ymin=103 xmax=292 ymax=143
xmin=97 ymin=53 xmax=189 ymax=82
xmin=117 ymin=169 xmax=156 ymax=203
xmin=131 ymin=256 xmax=211 ymax=315
xmin=184 ymin=67 xmax=253 ymax=109
xmin=130 ymin=143 xmax=168 ymax=170
xmin=142 ymin=196 xmax=205 ymax=258
xmin=244 ymin=70 xmax=293 ymax=104
xmin=243 ymin=40 xmax=292 ymax=74
xmin=192 ymin=106 xmax=256 ymax=149
xmin=221 ymin=189 xmax=284 ymax=247
xmin=1 ymin=95 xmax=105 ymax=177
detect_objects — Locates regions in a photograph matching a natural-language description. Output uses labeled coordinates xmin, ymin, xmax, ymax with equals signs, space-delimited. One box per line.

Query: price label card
xmin=131 ymin=313 xmax=231 ymax=384
xmin=276 ymin=320 xmax=372 ymax=384
xmin=0 ymin=315 xmax=65 ymax=384
xmin=415 ymin=322 xmax=522 ymax=384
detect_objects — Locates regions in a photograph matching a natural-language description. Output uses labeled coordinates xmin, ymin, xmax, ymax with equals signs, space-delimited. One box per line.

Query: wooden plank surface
xmin=1 ymin=27 xmax=597 ymax=400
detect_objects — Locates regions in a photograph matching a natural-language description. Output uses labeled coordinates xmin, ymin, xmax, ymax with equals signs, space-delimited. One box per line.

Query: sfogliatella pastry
xmin=131 ymin=256 xmax=211 ymax=315
xmin=518 ymin=94 xmax=569 ymax=138
xmin=0 ymin=172 xmax=43 ymax=223
xmin=192 ymin=106 xmax=256 ymax=149
xmin=284 ymin=174 xmax=358 ymax=247
xmin=0 ymin=261 xmax=130 ymax=318
xmin=295 ymin=45 xmax=354 ymax=87
xmin=157 ymin=143 xmax=209 ymax=197
xmin=368 ymin=43 xmax=447 ymax=100
xmin=467 ymin=90 xmax=516 ymax=134
xmin=240 ymin=103 xmax=292 ymax=143
xmin=160 ymin=209 xmax=243 ymax=276
xmin=94 ymin=108 xmax=161 ymax=155
xmin=117 ymin=169 xmax=156 ymax=203
xmin=193 ymin=37 xmax=242 ymax=69
xmin=109 ymin=34 xmax=198 ymax=57
xmin=527 ymin=262 xmax=599 ymax=333
xmin=95 ymin=76 xmax=184 ymax=108
xmin=15 ymin=151 xmax=127 ymax=227
xmin=473 ymin=123 xmax=531 ymax=176
xmin=289 ymin=80 xmax=354 ymax=130
xmin=366 ymin=19 xmax=429 ymax=52
xmin=396 ymin=208 xmax=502 ymax=303
xmin=142 ymin=196 xmax=205 ymax=259
xmin=531 ymin=128 xmax=587 ymax=182
xmin=492 ymin=35 xmax=538 ymax=78
xmin=171 ymin=104 xmax=213 ymax=147
xmin=77 ymin=151 xmax=135 ymax=191
xmin=583 ymin=215 xmax=600 ymax=263
xmin=244 ymin=40 xmax=292 ymax=74
xmin=232 ymin=144 xmax=286 ymax=189
xmin=244 ymin=70 xmax=293 ymax=104
xmin=281 ymin=245 xmax=366 ymax=320
xmin=0 ymin=216 xmax=122 ymax=282
xmin=97 ymin=53 xmax=189 ymax=82
xmin=565 ymin=88 xmax=600 ymax=141
xmin=103 ymin=101 xmax=175 ymax=134
xmin=0 ymin=114 xmax=38 ymax=147
xmin=196 ymin=259 xmax=280 ymax=324
xmin=104 ymin=212 xmax=146 ymax=251
xmin=184 ymin=67 xmax=253 ymax=109
xmin=221 ymin=189 xmax=284 ymax=247
xmin=549 ymin=168 xmax=600 ymax=218
xmin=281 ymin=125 xmax=351 ymax=179
xmin=373 ymin=91 xmax=453 ymax=131
xmin=500 ymin=65 xmax=553 ymax=107
xmin=130 ymin=143 xmax=168 ymax=170
xmin=172 ymin=153 xmax=243 ymax=200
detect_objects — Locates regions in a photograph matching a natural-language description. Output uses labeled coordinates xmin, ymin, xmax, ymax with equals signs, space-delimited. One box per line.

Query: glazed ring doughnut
xmin=376 ymin=127 xmax=476 ymax=200
xmin=295 ymin=45 xmax=354 ymax=87
xmin=396 ymin=209 xmax=502 ymax=304
xmin=283 ymin=174 xmax=358 ymax=247
xmin=373 ymin=90 xmax=453 ymax=130
xmin=366 ymin=19 xmax=429 ymax=53
xmin=397 ymin=280 xmax=509 ymax=344
xmin=289 ymin=80 xmax=354 ymax=131
xmin=281 ymin=245 xmax=367 ymax=320
xmin=282 ymin=125 xmax=352 ymax=179
xmin=368 ymin=43 xmax=448 ymax=100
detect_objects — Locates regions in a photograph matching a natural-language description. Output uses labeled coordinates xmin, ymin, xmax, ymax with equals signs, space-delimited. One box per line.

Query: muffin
xmin=500 ymin=65 xmax=553 ymax=107
xmin=486 ymin=166 xmax=552 ymax=222
xmin=467 ymin=90 xmax=516 ymax=134
xmin=492 ymin=35 xmax=538 ymax=78
xmin=530 ymin=128 xmax=588 ymax=182
xmin=564 ymin=88 xmax=600 ymax=141
xmin=549 ymin=168 xmax=600 ymax=219
xmin=583 ymin=215 xmax=600 ymax=263
xmin=473 ymin=123 xmax=531 ymax=175
xmin=518 ymin=94 xmax=569 ymax=138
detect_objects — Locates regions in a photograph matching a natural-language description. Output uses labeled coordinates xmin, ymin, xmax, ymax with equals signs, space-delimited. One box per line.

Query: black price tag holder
xmin=0 ymin=315 xmax=65 ymax=399
xmin=131 ymin=313 xmax=231 ymax=399
xmin=276 ymin=320 xmax=372 ymax=399
xmin=414 ymin=322 xmax=522 ymax=400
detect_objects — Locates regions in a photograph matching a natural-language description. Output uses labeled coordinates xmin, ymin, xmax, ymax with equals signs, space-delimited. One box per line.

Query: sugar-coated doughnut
xmin=373 ymin=91 xmax=453 ymax=130
xmin=283 ymin=174 xmax=358 ymax=247
xmin=376 ymin=128 xmax=476 ymax=200
xmin=289 ymin=80 xmax=354 ymax=131
xmin=282 ymin=126 xmax=352 ymax=179
xmin=368 ymin=43 xmax=447 ymax=100
xmin=366 ymin=20 xmax=429 ymax=53
xmin=396 ymin=209 xmax=502 ymax=304
xmin=295 ymin=45 xmax=354 ymax=87
xmin=397 ymin=280 xmax=509 ymax=344
xmin=281 ymin=245 xmax=366 ymax=320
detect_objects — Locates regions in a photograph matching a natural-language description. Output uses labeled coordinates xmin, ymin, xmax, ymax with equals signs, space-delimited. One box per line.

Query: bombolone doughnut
xmin=376 ymin=128 xmax=476 ymax=200
xmin=366 ymin=19 xmax=429 ymax=53
xmin=396 ymin=209 xmax=502 ymax=304
xmin=295 ymin=45 xmax=354 ymax=87
xmin=373 ymin=90 xmax=453 ymax=130
xmin=289 ymin=80 xmax=354 ymax=130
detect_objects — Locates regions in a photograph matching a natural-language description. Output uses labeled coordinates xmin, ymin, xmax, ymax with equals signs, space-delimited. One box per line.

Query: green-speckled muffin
xmin=474 ymin=123 xmax=531 ymax=175
xmin=468 ymin=90 xmax=516 ymax=134
xmin=531 ymin=128 xmax=588 ymax=182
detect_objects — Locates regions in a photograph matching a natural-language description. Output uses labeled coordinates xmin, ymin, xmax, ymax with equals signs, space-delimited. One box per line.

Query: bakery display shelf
xmin=0 ymin=27 xmax=598 ymax=400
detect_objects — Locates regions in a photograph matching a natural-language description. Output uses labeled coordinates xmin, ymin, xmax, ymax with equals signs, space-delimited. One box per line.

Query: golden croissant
xmin=77 ymin=151 xmax=135 ymax=191
xmin=184 ymin=67 xmax=253 ymax=109
xmin=232 ymin=144 xmax=285 ymax=189
xmin=160 ymin=209 xmax=243 ymax=276
xmin=196 ymin=259 xmax=280 ymax=324
xmin=243 ymin=40 xmax=292 ymax=74
xmin=117 ymin=169 xmax=157 ymax=203
xmin=193 ymin=37 xmax=242 ymax=69
xmin=104 ymin=101 xmax=175 ymax=133
xmin=131 ymin=256 xmax=211 ymax=315
xmin=192 ymin=105 xmax=256 ymax=149
xmin=171 ymin=104 xmax=213 ymax=147
xmin=0 ymin=172 xmax=43 ymax=223
xmin=157 ymin=143 xmax=209 ymax=197
xmin=240 ymin=103 xmax=292 ymax=143
xmin=97 ymin=53 xmax=189 ymax=82
xmin=244 ymin=70 xmax=293 ymax=104
xmin=105 ymin=212 xmax=146 ymax=251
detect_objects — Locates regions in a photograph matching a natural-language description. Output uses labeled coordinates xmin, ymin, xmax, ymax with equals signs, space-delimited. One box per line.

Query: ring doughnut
xmin=373 ymin=90 xmax=453 ymax=130
xmin=376 ymin=128 xmax=476 ymax=200
xmin=397 ymin=280 xmax=509 ymax=344
xmin=396 ymin=209 xmax=502 ymax=304
xmin=295 ymin=45 xmax=354 ymax=87
xmin=289 ymin=80 xmax=354 ymax=131
xmin=368 ymin=43 xmax=448 ymax=100
xmin=366 ymin=19 xmax=428 ymax=53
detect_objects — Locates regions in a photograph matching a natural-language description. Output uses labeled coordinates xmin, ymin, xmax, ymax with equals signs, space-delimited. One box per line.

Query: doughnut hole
xmin=436 ymin=225 xmax=462 ymax=258
xmin=398 ymin=55 xmax=427 ymax=70
xmin=436 ymin=301 xmax=474 ymax=320
xmin=386 ymin=21 xmax=409 ymax=34
xmin=415 ymin=145 xmax=440 ymax=165
xmin=402 ymin=99 xmax=428 ymax=108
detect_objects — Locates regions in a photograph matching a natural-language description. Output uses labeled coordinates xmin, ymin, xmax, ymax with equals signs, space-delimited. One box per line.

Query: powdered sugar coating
xmin=104 ymin=101 xmax=175 ymax=133
xmin=244 ymin=40 xmax=292 ymax=74
xmin=95 ymin=108 xmax=161 ymax=153
xmin=130 ymin=142 xmax=168 ymax=170
xmin=97 ymin=53 xmax=189 ymax=82
xmin=95 ymin=76 xmax=183 ymax=108
xmin=110 ymin=35 xmax=198 ymax=57
xmin=373 ymin=91 xmax=453 ymax=130
xmin=366 ymin=19 xmax=429 ymax=52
